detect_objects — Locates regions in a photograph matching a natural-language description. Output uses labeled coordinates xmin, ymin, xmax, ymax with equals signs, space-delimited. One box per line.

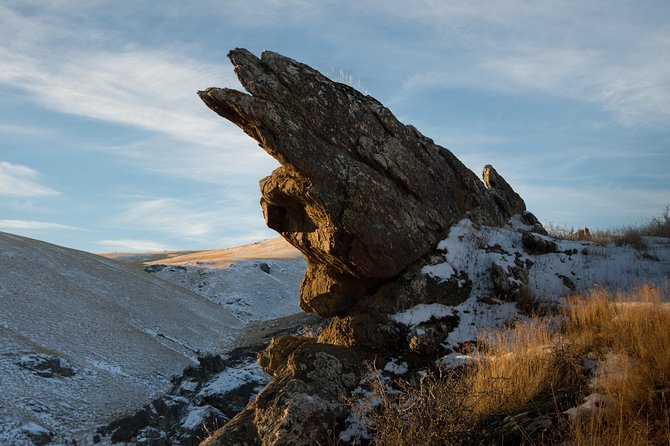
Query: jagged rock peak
xmin=199 ymin=48 xmax=526 ymax=316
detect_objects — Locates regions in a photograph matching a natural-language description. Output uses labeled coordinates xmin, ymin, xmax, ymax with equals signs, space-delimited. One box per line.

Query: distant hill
xmin=102 ymin=237 xmax=306 ymax=324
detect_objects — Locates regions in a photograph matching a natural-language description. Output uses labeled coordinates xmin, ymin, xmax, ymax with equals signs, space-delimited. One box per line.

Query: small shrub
xmin=363 ymin=367 xmax=476 ymax=446
xmin=643 ymin=204 xmax=670 ymax=238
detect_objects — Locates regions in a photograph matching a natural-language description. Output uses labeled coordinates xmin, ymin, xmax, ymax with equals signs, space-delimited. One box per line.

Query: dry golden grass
xmin=565 ymin=285 xmax=670 ymax=445
xmin=365 ymin=285 xmax=670 ymax=445
xmin=363 ymin=368 xmax=476 ymax=446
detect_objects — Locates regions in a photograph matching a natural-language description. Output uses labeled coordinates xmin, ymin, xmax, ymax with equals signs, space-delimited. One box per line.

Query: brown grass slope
xmin=366 ymin=284 xmax=670 ymax=445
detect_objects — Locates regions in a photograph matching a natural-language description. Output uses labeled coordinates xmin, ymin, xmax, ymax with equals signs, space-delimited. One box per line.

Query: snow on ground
xmin=106 ymin=238 xmax=306 ymax=324
xmin=345 ymin=217 xmax=669 ymax=439
xmin=0 ymin=233 xmax=304 ymax=445
xmin=387 ymin=218 xmax=670 ymax=367
xmin=197 ymin=360 xmax=269 ymax=399
xmin=390 ymin=303 xmax=455 ymax=327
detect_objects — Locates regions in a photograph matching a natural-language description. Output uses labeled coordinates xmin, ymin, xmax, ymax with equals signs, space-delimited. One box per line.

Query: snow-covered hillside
xmin=0 ymin=234 xmax=304 ymax=445
xmin=396 ymin=218 xmax=670 ymax=367
xmin=106 ymin=238 xmax=306 ymax=324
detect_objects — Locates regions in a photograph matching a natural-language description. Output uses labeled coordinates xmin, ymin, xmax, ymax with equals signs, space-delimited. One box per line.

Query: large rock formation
xmin=198 ymin=48 xmax=529 ymax=445
xmin=199 ymin=48 xmax=525 ymax=317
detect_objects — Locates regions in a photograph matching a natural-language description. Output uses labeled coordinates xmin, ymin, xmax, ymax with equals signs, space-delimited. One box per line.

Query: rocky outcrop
xmin=16 ymin=353 xmax=76 ymax=378
xmin=198 ymin=48 xmax=530 ymax=445
xmin=95 ymin=352 xmax=263 ymax=446
xmin=199 ymin=49 xmax=525 ymax=317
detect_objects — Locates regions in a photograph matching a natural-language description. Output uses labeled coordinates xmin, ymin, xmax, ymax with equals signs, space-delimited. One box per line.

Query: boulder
xmin=199 ymin=48 xmax=526 ymax=316
xmin=17 ymin=353 xmax=76 ymax=378
xmin=202 ymin=341 xmax=362 ymax=446
xmin=21 ymin=422 xmax=52 ymax=446
xmin=198 ymin=48 xmax=531 ymax=446
xmin=522 ymin=232 xmax=559 ymax=255
xmin=257 ymin=335 xmax=315 ymax=376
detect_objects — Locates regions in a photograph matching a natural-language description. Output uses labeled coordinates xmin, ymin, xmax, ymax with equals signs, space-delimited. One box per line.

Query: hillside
xmin=0 ymin=233 xmax=304 ymax=445
xmin=104 ymin=238 xmax=306 ymax=324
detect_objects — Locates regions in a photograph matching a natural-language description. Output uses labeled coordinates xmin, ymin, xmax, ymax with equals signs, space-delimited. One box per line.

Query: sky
xmin=1 ymin=0 xmax=669 ymax=253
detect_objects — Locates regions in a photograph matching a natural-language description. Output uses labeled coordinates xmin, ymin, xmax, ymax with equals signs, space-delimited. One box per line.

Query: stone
xmin=491 ymin=258 xmax=531 ymax=301
xmin=21 ymin=422 xmax=52 ymax=446
xmin=482 ymin=165 xmax=526 ymax=218
xmin=176 ymin=405 xmax=228 ymax=446
xmin=257 ymin=335 xmax=315 ymax=376
xmin=17 ymin=353 xmax=75 ymax=378
xmin=522 ymin=232 xmax=558 ymax=255
xmin=200 ymin=405 xmax=260 ymax=446
xmin=520 ymin=210 xmax=548 ymax=235
xmin=206 ymin=341 xmax=362 ymax=446
xmin=136 ymin=427 xmax=168 ymax=446
xmin=573 ymin=227 xmax=591 ymax=240
xmin=558 ymin=274 xmax=577 ymax=292
xmin=199 ymin=48 xmax=526 ymax=316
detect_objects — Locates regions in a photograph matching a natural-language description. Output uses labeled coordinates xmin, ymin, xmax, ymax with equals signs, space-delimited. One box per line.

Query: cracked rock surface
xmin=198 ymin=48 xmax=529 ymax=446
xmin=199 ymin=48 xmax=525 ymax=317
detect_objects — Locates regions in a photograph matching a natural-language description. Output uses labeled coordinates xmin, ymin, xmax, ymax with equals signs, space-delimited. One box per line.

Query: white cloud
xmin=110 ymin=194 xmax=275 ymax=246
xmin=0 ymin=161 xmax=59 ymax=197
xmin=0 ymin=219 xmax=79 ymax=230
xmin=97 ymin=238 xmax=172 ymax=252
xmin=376 ymin=0 xmax=670 ymax=129
xmin=517 ymin=183 xmax=670 ymax=229
xmin=0 ymin=3 xmax=281 ymax=191
xmin=0 ymin=4 xmax=250 ymax=148
xmin=114 ymin=198 xmax=214 ymax=239
xmin=0 ymin=47 xmax=247 ymax=148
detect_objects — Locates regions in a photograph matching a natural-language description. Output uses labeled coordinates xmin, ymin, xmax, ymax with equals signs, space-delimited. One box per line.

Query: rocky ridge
xmin=198 ymin=49 xmax=670 ymax=445
xmin=197 ymin=48 xmax=530 ymax=446
xmin=199 ymin=49 xmax=524 ymax=317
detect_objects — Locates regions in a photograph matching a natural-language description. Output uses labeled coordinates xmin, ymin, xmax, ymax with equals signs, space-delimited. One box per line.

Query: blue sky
xmin=1 ymin=0 xmax=669 ymax=253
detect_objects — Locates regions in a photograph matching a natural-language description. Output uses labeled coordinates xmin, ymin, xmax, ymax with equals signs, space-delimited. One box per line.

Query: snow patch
xmin=383 ymin=359 xmax=408 ymax=375
xmin=87 ymin=359 xmax=128 ymax=377
xmin=181 ymin=405 xmax=227 ymax=430
xmin=563 ymin=394 xmax=614 ymax=421
xmin=198 ymin=361 xmax=269 ymax=398
xmin=421 ymin=262 xmax=455 ymax=281
xmin=391 ymin=303 xmax=455 ymax=327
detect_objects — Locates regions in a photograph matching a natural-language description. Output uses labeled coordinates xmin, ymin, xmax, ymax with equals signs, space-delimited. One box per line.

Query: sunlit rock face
xmin=199 ymin=48 xmax=525 ymax=317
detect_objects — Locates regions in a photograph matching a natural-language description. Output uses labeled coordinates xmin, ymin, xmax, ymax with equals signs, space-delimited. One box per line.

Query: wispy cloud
xmin=375 ymin=0 xmax=670 ymax=129
xmin=0 ymin=4 xmax=248 ymax=148
xmin=0 ymin=48 xmax=246 ymax=148
xmin=110 ymin=194 xmax=275 ymax=246
xmin=97 ymin=238 xmax=172 ymax=252
xmin=0 ymin=161 xmax=59 ymax=197
xmin=114 ymin=198 xmax=214 ymax=239
xmin=0 ymin=123 xmax=59 ymax=138
xmin=0 ymin=219 xmax=79 ymax=231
